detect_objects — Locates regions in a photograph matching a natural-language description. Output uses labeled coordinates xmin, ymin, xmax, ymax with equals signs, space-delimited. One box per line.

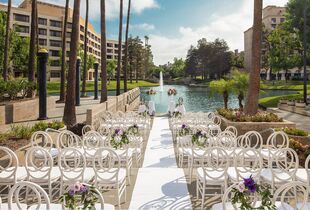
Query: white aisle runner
xmin=129 ymin=117 xmax=192 ymax=210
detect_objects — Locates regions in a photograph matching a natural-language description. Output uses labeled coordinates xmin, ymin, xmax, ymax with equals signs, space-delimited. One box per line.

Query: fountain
xmin=159 ymin=71 xmax=164 ymax=92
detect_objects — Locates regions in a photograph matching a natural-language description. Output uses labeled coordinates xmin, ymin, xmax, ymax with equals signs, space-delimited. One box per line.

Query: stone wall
xmin=278 ymin=103 xmax=310 ymax=117
xmin=0 ymin=97 xmax=56 ymax=125
xmin=86 ymin=88 xmax=140 ymax=125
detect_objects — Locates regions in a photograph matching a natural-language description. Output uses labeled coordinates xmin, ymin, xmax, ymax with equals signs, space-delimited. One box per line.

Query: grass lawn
xmin=261 ymin=80 xmax=310 ymax=90
xmin=259 ymin=93 xmax=301 ymax=108
xmin=47 ymin=80 xmax=159 ymax=94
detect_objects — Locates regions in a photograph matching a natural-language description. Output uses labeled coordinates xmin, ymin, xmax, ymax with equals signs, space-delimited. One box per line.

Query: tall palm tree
xmin=116 ymin=0 xmax=123 ymax=96
xmin=63 ymin=0 xmax=81 ymax=127
xmin=27 ymin=0 xmax=37 ymax=97
xmin=58 ymin=0 xmax=70 ymax=103
xmin=244 ymin=0 xmax=263 ymax=115
xmin=100 ymin=0 xmax=108 ymax=103
xmin=123 ymin=0 xmax=131 ymax=92
xmin=81 ymin=0 xmax=89 ymax=97
xmin=3 ymin=0 xmax=11 ymax=81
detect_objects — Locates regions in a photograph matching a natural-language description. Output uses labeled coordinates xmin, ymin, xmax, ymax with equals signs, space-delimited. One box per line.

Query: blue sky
xmin=2 ymin=0 xmax=288 ymax=64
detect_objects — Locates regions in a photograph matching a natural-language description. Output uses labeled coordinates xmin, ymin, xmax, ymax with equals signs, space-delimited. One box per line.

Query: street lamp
xmin=303 ymin=0 xmax=308 ymax=105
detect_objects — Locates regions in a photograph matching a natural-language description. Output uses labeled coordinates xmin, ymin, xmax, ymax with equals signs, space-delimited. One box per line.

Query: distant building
xmin=0 ymin=0 xmax=124 ymax=81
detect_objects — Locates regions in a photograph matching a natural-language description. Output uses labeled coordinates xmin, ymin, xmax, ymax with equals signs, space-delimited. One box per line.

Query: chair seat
xmin=0 ymin=203 xmax=28 ymax=210
xmin=260 ymin=169 xmax=293 ymax=184
xmin=212 ymin=201 xmax=293 ymax=210
xmin=0 ymin=167 xmax=27 ymax=183
xmin=34 ymin=148 xmax=59 ymax=159
xmin=260 ymin=149 xmax=285 ymax=159
xmin=114 ymin=149 xmax=133 ymax=159
xmin=27 ymin=167 xmax=61 ymax=183
xmin=227 ymin=167 xmax=259 ymax=182
xmin=178 ymin=148 xmax=192 ymax=155
xmin=296 ymin=202 xmax=310 ymax=210
xmin=62 ymin=167 xmax=94 ymax=183
xmin=95 ymin=168 xmax=126 ymax=185
xmin=28 ymin=203 xmax=115 ymax=210
xmin=197 ymin=167 xmax=226 ymax=183
xmin=295 ymin=168 xmax=308 ymax=183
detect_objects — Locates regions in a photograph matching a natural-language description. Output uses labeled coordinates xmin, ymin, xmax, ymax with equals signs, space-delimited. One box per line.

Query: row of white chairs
xmin=0 ymin=146 xmax=127 ymax=207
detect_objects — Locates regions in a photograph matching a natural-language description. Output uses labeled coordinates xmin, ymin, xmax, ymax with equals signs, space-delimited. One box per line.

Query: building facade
xmin=0 ymin=0 xmax=124 ymax=81
xmin=243 ymin=6 xmax=309 ymax=80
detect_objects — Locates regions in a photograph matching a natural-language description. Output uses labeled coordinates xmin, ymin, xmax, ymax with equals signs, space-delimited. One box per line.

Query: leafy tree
xmin=107 ymin=59 xmax=116 ymax=84
xmin=267 ymin=25 xmax=301 ymax=82
xmin=209 ymin=79 xmax=233 ymax=109
xmin=230 ymin=70 xmax=249 ymax=110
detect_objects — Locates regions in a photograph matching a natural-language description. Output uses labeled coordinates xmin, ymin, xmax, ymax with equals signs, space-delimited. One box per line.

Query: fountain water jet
xmin=159 ymin=71 xmax=164 ymax=92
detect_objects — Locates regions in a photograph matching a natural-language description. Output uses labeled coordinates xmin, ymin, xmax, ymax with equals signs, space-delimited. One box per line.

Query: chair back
xmin=0 ymin=147 xmax=19 ymax=184
xmin=241 ymin=131 xmax=263 ymax=149
xmin=25 ymin=147 xmax=53 ymax=182
xmin=8 ymin=181 xmax=50 ymax=210
xmin=57 ymin=130 xmax=82 ymax=149
xmin=266 ymin=131 xmax=289 ymax=149
xmin=224 ymin=126 xmax=238 ymax=137
xmin=31 ymin=131 xmax=54 ymax=150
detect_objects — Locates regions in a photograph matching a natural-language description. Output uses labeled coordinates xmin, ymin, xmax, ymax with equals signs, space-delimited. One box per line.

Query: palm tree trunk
xmin=27 ymin=0 xmax=37 ymax=97
xmin=82 ymin=0 xmax=89 ymax=97
xmin=129 ymin=57 xmax=133 ymax=83
xmin=100 ymin=0 xmax=108 ymax=103
xmin=3 ymin=0 xmax=11 ymax=81
xmin=123 ymin=0 xmax=131 ymax=93
xmin=244 ymin=0 xmax=263 ymax=115
xmin=63 ymin=0 xmax=80 ymax=127
xmin=223 ymin=91 xmax=228 ymax=109
xmin=59 ymin=0 xmax=69 ymax=103
xmin=116 ymin=0 xmax=123 ymax=96
xmin=238 ymin=92 xmax=244 ymax=110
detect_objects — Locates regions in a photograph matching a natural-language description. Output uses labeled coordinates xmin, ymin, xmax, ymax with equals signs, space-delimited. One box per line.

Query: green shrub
xmin=0 ymin=79 xmax=37 ymax=101
xmin=32 ymin=120 xmax=65 ymax=131
xmin=217 ymin=108 xmax=283 ymax=122
xmin=9 ymin=124 xmax=33 ymax=139
xmin=278 ymin=127 xmax=309 ymax=136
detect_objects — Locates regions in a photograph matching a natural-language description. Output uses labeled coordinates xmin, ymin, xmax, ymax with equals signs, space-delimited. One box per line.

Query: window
xmin=66 ymin=32 xmax=71 ymax=37
xmin=271 ymin=24 xmax=277 ymax=29
xmin=50 ymin=20 xmax=62 ymax=28
xmin=39 ymin=39 xmax=47 ymax=46
xmin=50 ymin=30 xmax=62 ymax=37
xmin=114 ymin=44 xmax=119 ymax=48
xmin=38 ymin=28 xmax=47 ymax=35
xmin=107 ymin=43 xmax=113 ymax=48
xmin=107 ymin=49 xmax=113 ymax=53
xmin=50 ymin=71 xmax=61 ymax=78
xmin=50 ymin=50 xmax=60 ymax=57
xmin=50 ymin=60 xmax=60 ymax=66
xmin=280 ymin=18 xmax=285 ymax=23
xmin=50 ymin=40 xmax=62 ymax=47
xmin=38 ymin=18 xmax=47 ymax=25
xmin=14 ymin=13 xmax=29 ymax=22
xmin=271 ymin=18 xmax=276 ymax=23
xmin=14 ymin=25 xmax=29 ymax=33
xmin=80 ymin=34 xmax=84 ymax=41
xmin=107 ymin=55 xmax=112 ymax=59
xmin=67 ymin=22 xmax=72 ymax=29
xmin=80 ymin=25 xmax=85 ymax=32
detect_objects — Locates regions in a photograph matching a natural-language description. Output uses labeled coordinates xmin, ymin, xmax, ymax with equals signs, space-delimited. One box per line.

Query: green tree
xmin=230 ymin=70 xmax=249 ymax=110
xmin=209 ymin=79 xmax=233 ymax=109
xmin=107 ymin=59 xmax=116 ymax=84
xmin=267 ymin=25 xmax=301 ymax=82
xmin=11 ymin=35 xmax=30 ymax=76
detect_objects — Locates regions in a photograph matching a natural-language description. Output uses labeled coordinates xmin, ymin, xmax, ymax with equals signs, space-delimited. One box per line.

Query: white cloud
xmin=150 ymin=0 xmax=289 ymax=65
xmin=130 ymin=23 xmax=155 ymax=31
xmin=11 ymin=0 xmax=158 ymax=20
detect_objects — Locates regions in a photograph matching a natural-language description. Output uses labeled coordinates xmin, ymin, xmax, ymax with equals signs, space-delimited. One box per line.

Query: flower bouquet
xmin=111 ymin=128 xmax=130 ymax=149
xmin=231 ymin=176 xmax=276 ymax=210
xmin=191 ymin=130 xmax=208 ymax=147
xmin=173 ymin=111 xmax=182 ymax=118
xmin=60 ymin=182 xmax=99 ymax=210
xmin=179 ymin=124 xmax=191 ymax=136
xmin=127 ymin=124 xmax=139 ymax=135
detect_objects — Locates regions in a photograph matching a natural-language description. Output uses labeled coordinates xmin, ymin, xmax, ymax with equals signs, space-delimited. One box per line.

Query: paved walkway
xmin=269 ymin=108 xmax=310 ymax=132
xmin=129 ymin=117 xmax=192 ymax=210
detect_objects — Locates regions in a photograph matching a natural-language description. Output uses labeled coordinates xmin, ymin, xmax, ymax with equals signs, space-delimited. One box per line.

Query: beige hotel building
xmin=0 ymin=0 xmax=124 ymax=81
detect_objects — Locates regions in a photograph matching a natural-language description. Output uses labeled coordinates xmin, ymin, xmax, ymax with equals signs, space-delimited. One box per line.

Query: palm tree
xmin=27 ymin=0 xmax=37 ymax=97
xmin=63 ymin=0 xmax=81 ymax=127
xmin=100 ymin=0 xmax=108 ymax=103
xmin=123 ymin=0 xmax=131 ymax=93
xmin=59 ymin=0 xmax=70 ymax=103
xmin=3 ymin=0 xmax=11 ymax=81
xmin=209 ymin=79 xmax=233 ymax=109
xmin=81 ymin=0 xmax=89 ymax=97
xmin=231 ymin=70 xmax=249 ymax=110
xmin=116 ymin=0 xmax=124 ymax=96
xmin=244 ymin=0 xmax=263 ymax=115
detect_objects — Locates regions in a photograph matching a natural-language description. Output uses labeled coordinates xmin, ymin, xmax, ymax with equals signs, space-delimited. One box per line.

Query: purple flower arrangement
xmin=232 ymin=175 xmax=275 ymax=209
xmin=179 ymin=124 xmax=191 ymax=136
xmin=60 ymin=182 xmax=99 ymax=210
xmin=111 ymin=128 xmax=130 ymax=149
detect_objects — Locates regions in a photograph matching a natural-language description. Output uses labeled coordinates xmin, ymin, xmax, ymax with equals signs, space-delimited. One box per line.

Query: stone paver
xmin=129 ymin=117 xmax=192 ymax=210
xmin=269 ymin=108 xmax=310 ymax=132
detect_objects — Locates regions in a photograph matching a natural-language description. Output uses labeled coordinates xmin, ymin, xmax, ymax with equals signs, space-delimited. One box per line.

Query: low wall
xmin=220 ymin=117 xmax=296 ymax=141
xmin=0 ymin=97 xmax=56 ymax=125
xmin=278 ymin=103 xmax=310 ymax=117
xmin=86 ymin=88 xmax=140 ymax=125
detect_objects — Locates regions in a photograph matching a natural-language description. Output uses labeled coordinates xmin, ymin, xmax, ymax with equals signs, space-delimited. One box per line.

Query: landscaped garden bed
xmin=277 ymin=127 xmax=310 ymax=145
xmin=0 ymin=121 xmax=65 ymax=157
xmin=217 ymin=108 xmax=296 ymax=136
